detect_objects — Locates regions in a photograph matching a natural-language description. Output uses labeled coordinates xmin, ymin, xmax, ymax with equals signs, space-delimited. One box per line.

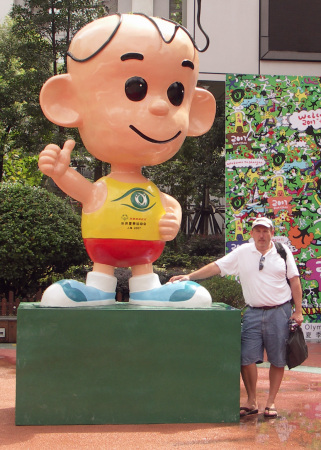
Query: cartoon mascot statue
xmin=39 ymin=11 xmax=216 ymax=308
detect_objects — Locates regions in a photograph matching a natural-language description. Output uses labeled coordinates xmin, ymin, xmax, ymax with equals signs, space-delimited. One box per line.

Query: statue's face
xmin=67 ymin=14 xmax=199 ymax=167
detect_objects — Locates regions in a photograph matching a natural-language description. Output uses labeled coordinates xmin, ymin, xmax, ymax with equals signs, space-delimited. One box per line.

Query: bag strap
xmin=274 ymin=242 xmax=290 ymax=285
xmin=275 ymin=241 xmax=287 ymax=262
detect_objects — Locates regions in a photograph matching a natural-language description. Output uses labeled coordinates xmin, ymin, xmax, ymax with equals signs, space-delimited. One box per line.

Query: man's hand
xmin=290 ymin=310 xmax=304 ymax=326
xmin=169 ymin=274 xmax=190 ymax=283
xmin=38 ymin=139 xmax=75 ymax=178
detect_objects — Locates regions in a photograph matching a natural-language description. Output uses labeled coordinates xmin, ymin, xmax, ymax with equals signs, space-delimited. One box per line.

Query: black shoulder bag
xmin=286 ymin=323 xmax=309 ymax=369
xmin=275 ymin=242 xmax=308 ymax=369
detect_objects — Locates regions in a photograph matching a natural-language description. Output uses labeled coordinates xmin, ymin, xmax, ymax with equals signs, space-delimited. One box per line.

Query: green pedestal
xmin=16 ymin=303 xmax=241 ymax=425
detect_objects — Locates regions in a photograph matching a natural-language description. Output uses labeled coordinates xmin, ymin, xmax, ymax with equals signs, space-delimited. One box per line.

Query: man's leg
xmin=264 ymin=364 xmax=284 ymax=417
xmin=263 ymin=303 xmax=291 ymax=417
xmin=240 ymin=363 xmax=258 ymax=415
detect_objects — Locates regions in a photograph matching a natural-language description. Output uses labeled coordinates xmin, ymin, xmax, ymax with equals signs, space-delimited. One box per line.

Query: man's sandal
xmin=264 ymin=407 xmax=278 ymax=418
xmin=240 ymin=407 xmax=259 ymax=417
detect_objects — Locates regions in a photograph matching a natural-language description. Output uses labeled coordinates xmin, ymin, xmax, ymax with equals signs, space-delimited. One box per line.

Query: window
xmin=260 ymin=0 xmax=321 ymax=61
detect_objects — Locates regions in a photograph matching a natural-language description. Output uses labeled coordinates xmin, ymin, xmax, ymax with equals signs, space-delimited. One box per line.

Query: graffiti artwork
xmin=225 ymin=74 xmax=321 ymax=338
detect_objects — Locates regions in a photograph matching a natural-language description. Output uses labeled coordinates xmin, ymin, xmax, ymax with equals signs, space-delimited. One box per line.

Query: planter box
xmin=0 ymin=316 xmax=17 ymax=343
xmin=16 ymin=302 xmax=241 ymax=425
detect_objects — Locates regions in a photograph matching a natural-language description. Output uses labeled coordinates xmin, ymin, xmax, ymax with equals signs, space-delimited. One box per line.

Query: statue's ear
xmin=187 ymin=87 xmax=216 ymax=136
xmin=39 ymin=74 xmax=82 ymax=127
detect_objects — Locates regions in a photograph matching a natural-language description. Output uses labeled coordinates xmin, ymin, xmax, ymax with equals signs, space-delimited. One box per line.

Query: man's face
xmin=68 ymin=15 xmax=199 ymax=167
xmin=251 ymin=225 xmax=274 ymax=252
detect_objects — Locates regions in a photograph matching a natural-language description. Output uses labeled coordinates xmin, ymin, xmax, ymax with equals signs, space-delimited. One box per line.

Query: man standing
xmin=170 ymin=217 xmax=303 ymax=418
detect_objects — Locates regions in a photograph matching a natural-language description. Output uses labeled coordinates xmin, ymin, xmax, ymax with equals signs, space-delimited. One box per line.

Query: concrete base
xmin=15 ymin=302 xmax=241 ymax=425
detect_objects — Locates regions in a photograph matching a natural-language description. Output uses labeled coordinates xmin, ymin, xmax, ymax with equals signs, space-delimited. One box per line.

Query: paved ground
xmin=0 ymin=342 xmax=320 ymax=449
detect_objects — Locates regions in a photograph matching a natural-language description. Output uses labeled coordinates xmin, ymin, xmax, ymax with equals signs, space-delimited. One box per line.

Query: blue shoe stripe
xmin=57 ymin=280 xmax=115 ymax=302
xmin=130 ymin=281 xmax=199 ymax=303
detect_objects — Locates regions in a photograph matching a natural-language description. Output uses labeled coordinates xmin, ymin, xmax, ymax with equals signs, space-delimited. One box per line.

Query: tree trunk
xmin=199 ymin=186 xmax=210 ymax=235
xmin=94 ymin=160 xmax=103 ymax=181
xmin=0 ymin=149 xmax=4 ymax=183
xmin=51 ymin=1 xmax=57 ymax=75
xmin=0 ymin=125 xmax=12 ymax=182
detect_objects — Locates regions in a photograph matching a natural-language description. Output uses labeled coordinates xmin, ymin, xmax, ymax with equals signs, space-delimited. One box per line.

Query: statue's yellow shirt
xmin=81 ymin=177 xmax=166 ymax=241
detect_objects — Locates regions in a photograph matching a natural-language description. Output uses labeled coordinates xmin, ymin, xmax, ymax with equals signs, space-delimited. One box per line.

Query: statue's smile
xmin=129 ymin=125 xmax=181 ymax=144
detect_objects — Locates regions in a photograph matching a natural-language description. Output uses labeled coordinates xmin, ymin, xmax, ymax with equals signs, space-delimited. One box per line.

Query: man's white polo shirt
xmin=216 ymin=242 xmax=299 ymax=307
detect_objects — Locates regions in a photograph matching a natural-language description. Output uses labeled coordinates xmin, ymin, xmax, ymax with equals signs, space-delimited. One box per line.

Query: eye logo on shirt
xmin=112 ymin=188 xmax=156 ymax=212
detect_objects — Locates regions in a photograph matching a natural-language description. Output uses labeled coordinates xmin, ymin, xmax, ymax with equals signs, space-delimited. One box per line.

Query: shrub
xmin=200 ymin=276 xmax=245 ymax=310
xmin=156 ymin=232 xmax=224 ymax=269
xmin=0 ymin=183 xmax=89 ymax=296
xmin=115 ymin=268 xmax=131 ymax=301
xmin=184 ymin=234 xmax=225 ymax=257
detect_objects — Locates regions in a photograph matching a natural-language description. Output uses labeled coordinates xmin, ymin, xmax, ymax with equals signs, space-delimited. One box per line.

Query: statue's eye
xmin=112 ymin=188 xmax=156 ymax=212
xmin=125 ymin=77 xmax=147 ymax=102
xmin=167 ymin=82 xmax=184 ymax=106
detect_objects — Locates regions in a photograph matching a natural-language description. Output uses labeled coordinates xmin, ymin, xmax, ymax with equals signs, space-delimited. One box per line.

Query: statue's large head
xmin=40 ymin=14 xmax=216 ymax=167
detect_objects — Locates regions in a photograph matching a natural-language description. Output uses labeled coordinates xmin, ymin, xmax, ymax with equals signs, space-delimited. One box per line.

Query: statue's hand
xmin=159 ymin=207 xmax=180 ymax=241
xmin=38 ymin=139 xmax=75 ymax=178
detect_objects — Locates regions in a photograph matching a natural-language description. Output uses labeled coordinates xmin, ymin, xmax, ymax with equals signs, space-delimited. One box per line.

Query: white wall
xmin=260 ymin=59 xmax=321 ymax=77
xmin=187 ymin=0 xmax=260 ymax=80
xmin=0 ymin=0 xmax=12 ymax=23
xmin=118 ymin=0 xmax=169 ymax=17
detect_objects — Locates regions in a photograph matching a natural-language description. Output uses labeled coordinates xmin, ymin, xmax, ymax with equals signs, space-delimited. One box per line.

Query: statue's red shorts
xmin=84 ymin=238 xmax=165 ymax=267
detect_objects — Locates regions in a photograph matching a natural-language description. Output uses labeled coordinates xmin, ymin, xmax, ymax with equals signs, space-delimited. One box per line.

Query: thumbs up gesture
xmin=38 ymin=139 xmax=75 ymax=178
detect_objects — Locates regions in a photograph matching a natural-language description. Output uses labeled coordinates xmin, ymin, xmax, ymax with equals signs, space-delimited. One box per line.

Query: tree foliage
xmin=10 ymin=0 xmax=109 ymax=74
xmin=0 ymin=18 xmax=53 ymax=184
xmin=4 ymin=148 xmax=43 ymax=186
xmin=0 ymin=183 xmax=89 ymax=296
xmin=0 ymin=1 xmax=109 ymax=185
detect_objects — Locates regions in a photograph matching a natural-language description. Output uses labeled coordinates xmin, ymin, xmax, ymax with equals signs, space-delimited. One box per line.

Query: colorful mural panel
xmin=225 ymin=74 xmax=321 ymax=338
